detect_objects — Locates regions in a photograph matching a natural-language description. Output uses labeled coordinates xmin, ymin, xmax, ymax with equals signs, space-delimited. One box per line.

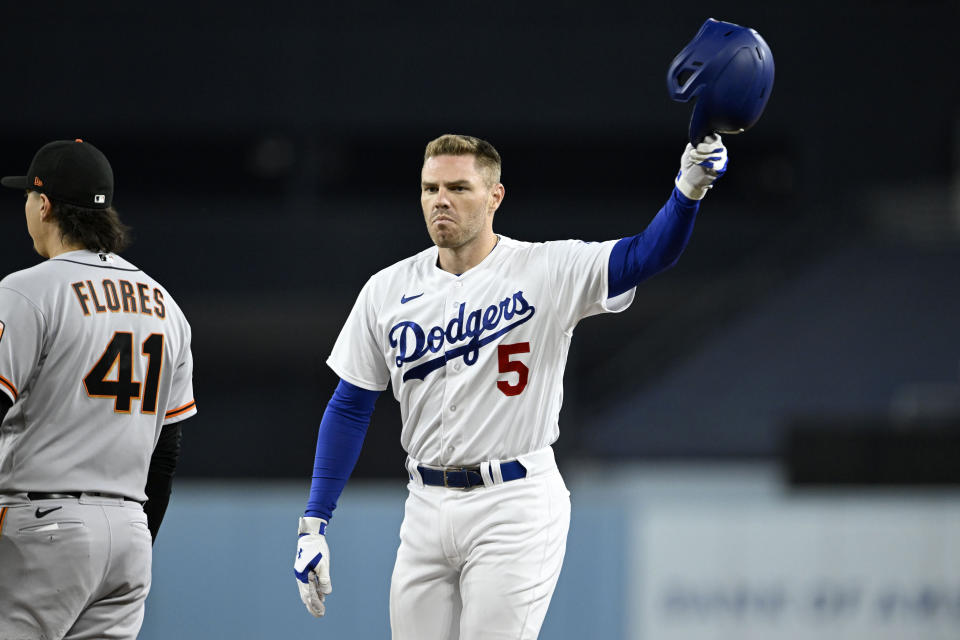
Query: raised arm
xmin=608 ymin=135 xmax=728 ymax=297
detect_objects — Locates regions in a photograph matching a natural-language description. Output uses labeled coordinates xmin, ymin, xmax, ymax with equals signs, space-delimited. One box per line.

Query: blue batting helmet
xmin=667 ymin=18 xmax=775 ymax=144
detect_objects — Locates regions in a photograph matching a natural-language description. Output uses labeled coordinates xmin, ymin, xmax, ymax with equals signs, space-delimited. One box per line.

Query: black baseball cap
xmin=1 ymin=139 xmax=114 ymax=209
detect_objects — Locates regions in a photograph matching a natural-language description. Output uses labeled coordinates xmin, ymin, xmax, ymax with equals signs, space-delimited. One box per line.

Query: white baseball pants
xmin=390 ymin=446 xmax=571 ymax=640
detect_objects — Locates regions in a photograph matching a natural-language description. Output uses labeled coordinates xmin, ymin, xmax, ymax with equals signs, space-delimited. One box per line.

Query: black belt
xmin=27 ymin=492 xmax=140 ymax=503
xmin=417 ymin=460 xmax=527 ymax=488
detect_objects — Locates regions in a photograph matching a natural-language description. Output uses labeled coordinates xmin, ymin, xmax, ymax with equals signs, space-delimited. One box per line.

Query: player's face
xmin=421 ymin=155 xmax=502 ymax=249
xmin=24 ymin=191 xmax=48 ymax=257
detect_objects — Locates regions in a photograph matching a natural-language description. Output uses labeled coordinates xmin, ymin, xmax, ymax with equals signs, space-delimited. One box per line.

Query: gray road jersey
xmin=0 ymin=250 xmax=196 ymax=501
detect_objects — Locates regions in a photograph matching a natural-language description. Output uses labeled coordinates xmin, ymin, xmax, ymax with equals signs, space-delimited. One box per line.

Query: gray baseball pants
xmin=0 ymin=493 xmax=151 ymax=640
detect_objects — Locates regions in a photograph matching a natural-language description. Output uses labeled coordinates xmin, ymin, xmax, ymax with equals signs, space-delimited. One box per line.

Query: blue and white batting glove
xmin=675 ymin=134 xmax=728 ymax=200
xmin=294 ymin=516 xmax=332 ymax=617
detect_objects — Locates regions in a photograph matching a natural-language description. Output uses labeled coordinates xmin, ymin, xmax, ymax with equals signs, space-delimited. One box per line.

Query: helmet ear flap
xmin=667 ymin=19 xmax=775 ymax=145
xmin=688 ymin=101 xmax=712 ymax=147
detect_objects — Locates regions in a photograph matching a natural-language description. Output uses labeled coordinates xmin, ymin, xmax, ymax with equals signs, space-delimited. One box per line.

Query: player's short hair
xmin=423 ymin=134 xmax=502 ymax=185
xmin=49 ymin=199 xmax=132 ymax=254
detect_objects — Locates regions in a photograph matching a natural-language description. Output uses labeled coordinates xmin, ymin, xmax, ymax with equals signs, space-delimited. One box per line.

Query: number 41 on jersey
xmin=84 ymin=332 xmax=164 ymax=414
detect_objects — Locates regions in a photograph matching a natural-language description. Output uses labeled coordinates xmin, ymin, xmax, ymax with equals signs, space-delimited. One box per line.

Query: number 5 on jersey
xmin=84 ymin=332 xmax=164 ymax=414
xmin=497 ymin=342 xmax=530 ymax=396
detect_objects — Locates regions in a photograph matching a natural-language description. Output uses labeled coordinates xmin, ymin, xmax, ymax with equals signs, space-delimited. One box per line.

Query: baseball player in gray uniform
xmin=0 ymin=139 xmax=197 ymax=640
xmin=294 ymin=133 xmax=727 ymax=638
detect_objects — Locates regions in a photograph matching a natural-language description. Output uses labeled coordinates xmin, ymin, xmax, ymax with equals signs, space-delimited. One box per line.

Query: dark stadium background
xmin=1 ymin=0 xmax=956 ymax=482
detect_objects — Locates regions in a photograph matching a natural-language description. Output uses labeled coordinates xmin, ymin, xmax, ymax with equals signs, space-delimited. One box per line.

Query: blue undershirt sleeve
xmin=304 ymin=378 xmax=381 ymax=521
xmin=608 ymin=186 xmax=700 ymax=298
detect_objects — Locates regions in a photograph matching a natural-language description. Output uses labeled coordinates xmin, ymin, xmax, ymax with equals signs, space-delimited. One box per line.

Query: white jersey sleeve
xmin=544 ymin=239 xmax=635 ymax=332
xmin=327 ymin=276 xmax=392 ymax=392
xmin=0 ymin=287 xmax=45 ymax=405
xmin=163 ymin=320 xmax=197 ymax=425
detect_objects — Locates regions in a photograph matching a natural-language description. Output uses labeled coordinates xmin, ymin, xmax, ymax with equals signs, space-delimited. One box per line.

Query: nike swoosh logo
xmin=35 ymin=506 xmax=63 ymax=518
xmin=401 ymin=293 xmax=424 ymax=304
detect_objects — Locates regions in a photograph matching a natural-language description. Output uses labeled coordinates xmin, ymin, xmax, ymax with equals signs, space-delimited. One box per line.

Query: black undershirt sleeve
xmin=144 ymin=421 xmax=184 ymax=544
xmin=0 ymin=393 xmax=11 ymax=424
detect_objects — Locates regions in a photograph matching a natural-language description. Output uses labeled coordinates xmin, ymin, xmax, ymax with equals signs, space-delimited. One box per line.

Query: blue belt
xmin=417 ymin=460 xmax=527 ymax=488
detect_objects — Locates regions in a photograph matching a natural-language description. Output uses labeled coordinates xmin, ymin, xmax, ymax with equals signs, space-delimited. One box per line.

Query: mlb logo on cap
xmin=0 ymin=320 xmax=4 ymax=342
xmin=94 ymin=194 xmax=106 ymax=204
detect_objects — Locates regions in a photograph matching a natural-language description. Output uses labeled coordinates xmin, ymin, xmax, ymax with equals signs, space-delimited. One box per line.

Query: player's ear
xmin=38 ymin=193 xmax=52 ymax=220
xmin=489 ymin=183 xmax=505 ymax=214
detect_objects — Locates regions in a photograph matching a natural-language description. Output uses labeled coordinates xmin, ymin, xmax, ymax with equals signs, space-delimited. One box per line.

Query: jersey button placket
xmin=440 ymin=278 xmax=463 ymax=465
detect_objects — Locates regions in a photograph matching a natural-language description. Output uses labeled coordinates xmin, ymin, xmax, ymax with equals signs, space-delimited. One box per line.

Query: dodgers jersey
xmin=327 ymin=235 xmax=634 ymax=466
xmin=0 ymin=250 xmax=196 ymax=501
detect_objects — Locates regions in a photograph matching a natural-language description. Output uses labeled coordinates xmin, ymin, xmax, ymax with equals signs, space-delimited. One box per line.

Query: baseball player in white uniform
xmin=0 ymin=139 xmax=197 ymax=640
xmin=294 ymin=133 xmax=727 ymax=638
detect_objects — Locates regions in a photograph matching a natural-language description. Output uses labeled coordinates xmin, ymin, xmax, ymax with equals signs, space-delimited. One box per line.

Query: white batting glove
xmin=294 ymin=516 xmax=332 ymax=617
xmin=675 ymin=134 xmax=729 ymax=200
